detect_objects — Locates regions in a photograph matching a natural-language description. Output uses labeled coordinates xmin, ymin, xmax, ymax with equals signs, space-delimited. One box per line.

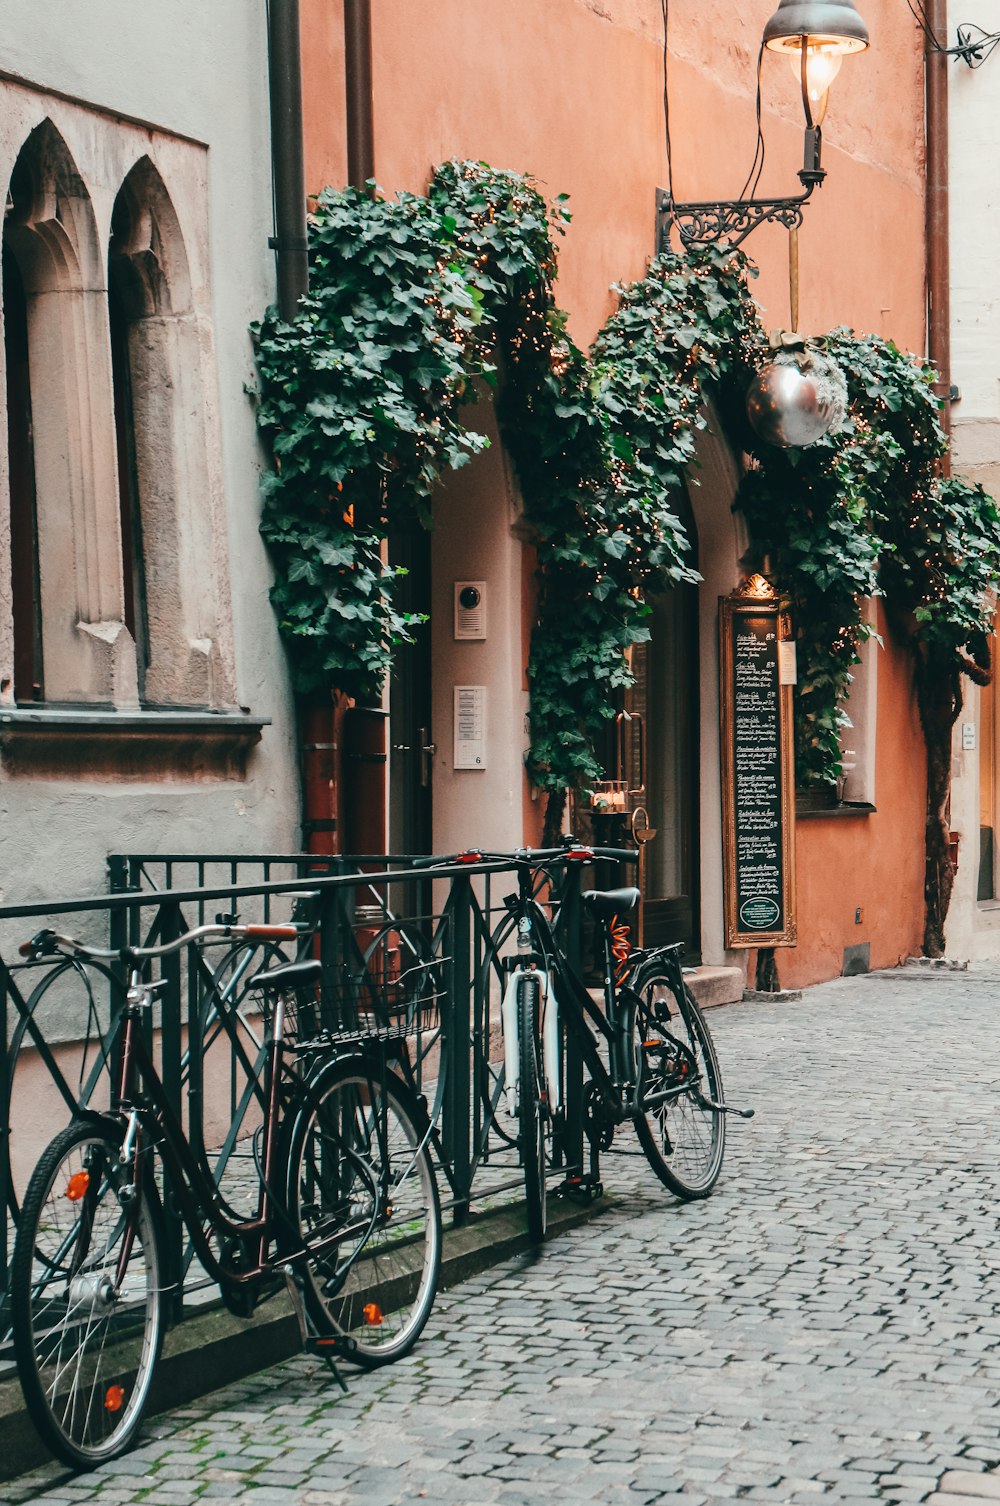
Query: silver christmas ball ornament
xmin=746 ymin=347 xmax=847 ymax=448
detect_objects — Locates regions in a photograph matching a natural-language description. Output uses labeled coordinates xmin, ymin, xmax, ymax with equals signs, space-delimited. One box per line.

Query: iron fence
xmin=0 ymin=848 xmax=635 ymax=1353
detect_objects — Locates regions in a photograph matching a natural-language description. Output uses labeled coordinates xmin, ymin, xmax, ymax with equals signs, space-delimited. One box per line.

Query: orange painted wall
xmin=300 ymin=0 xmax=930 ymax=980
xmin=771 ymin=605 xmax=926 ymax=990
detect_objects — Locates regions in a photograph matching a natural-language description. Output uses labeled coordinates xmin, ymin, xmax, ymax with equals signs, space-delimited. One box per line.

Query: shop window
xmin=839 ymin=598 xmax=879 ymax=806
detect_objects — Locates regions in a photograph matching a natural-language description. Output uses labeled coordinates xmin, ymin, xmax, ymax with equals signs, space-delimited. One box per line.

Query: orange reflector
xmin=66 ymin=1172 xmax=90 ymax=1201
xmin=104 ymin=1385 xmax=125 ymax=1413
xmin=362 ymin=1302 xmax=384 ymax=1326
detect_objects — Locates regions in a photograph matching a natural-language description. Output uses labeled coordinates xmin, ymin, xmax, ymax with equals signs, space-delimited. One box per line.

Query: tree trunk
xmin=915 ymin=652 xmax=962 ymax=957
xmin=755 ymin=947 xmax=780 ymax=992
xmin=542 ymin=788 xmax=567 ymax=848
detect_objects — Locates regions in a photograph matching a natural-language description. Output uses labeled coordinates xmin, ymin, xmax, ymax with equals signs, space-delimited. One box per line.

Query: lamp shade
xmin=763 ymin=0 xmax=869 ymax=54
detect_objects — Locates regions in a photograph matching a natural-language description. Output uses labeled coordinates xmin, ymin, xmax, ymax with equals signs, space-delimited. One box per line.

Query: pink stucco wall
xmin=300 ymin=0 xmax=929 ymax=983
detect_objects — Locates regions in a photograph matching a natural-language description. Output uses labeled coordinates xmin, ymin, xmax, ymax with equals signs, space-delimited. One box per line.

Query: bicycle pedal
xmin=556 ymin=1175 xmax=603 ymax=1204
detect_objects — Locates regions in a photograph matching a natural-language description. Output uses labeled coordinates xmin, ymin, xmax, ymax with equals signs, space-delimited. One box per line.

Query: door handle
xmin=391 ymin=743 xmax=412 ymax=753
xmin=419 ymin=728 xmax=436 ymax=788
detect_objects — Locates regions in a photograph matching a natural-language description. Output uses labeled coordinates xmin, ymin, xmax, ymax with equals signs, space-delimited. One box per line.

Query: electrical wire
xmin=661 ymin=0 xmax=674 ymax=205
xmin=738 ymin=44 xmax=767 ymax=203
xmin=662 ymin=5 xmax=766 ymax=206
xmin=905 ymin=0 xmax=942 ymax=48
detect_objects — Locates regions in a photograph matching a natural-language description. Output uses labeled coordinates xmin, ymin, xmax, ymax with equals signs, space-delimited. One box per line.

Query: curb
xmin=0 ymin=1189 xmax=615 ymax=1483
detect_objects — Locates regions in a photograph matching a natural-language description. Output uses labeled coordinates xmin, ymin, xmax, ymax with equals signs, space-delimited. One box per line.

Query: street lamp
xmin=658 ymin=0 xmax=870 ymax=251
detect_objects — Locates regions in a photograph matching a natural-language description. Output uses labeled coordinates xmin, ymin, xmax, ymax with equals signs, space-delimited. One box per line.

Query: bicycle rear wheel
xmin=629 ymin=964 xmax=726 ymax=1199
xmin=517 ymin=972 xmax=549 ymax=1243
xmin=11 ymin=1120 xmax=163 ymax=1470
xmin=283 ymin=1060 xmax=441 ymax=1367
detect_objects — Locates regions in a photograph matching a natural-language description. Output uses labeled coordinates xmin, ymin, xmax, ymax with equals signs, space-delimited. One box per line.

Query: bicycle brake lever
xmin=19 ymin=929 xmax=59 ymax=960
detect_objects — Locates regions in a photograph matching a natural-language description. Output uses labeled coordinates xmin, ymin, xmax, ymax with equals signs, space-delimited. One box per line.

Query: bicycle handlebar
xmin=412 ymin=843 xmax=638 ymax=870
xmin=19 ymin=922 xmax=302 ymax=964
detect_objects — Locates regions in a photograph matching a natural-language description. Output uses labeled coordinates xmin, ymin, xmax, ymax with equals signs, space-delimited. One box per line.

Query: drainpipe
xmin=341 ymin=0 xmax=387 ymax=860
xmin=344 ymin=0 xmax=376 ymax=189
xmin=267 ymin=0 xmax=308 ymax=320
xmin=925 ymin=0 xmax=951 ymax=468
xmin=267 ymin=0 xmax=337 ymax=852
xmin=921 ymin=0 xmax=958 ymax=954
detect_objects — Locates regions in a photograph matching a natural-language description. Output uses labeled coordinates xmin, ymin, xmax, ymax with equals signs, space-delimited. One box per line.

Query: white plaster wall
xmin=429 ymin=402 xmax=527 ymax=857
xmin=0 ymin=3 xmax=300 ymax=906
xmin=944 ymin=0 xmax=1000 ymax=958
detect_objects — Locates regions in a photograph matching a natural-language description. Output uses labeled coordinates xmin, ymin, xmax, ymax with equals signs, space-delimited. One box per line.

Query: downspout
xmin=340 ymin=0 xmax=388 ymax=858
xmin=267 ymin=0 xmax=338 ymax=854
xmin=925 ymin=0 xmax=951 ymax=461
xmin=345 ymin=0 xmax=376 ymax=189
xmin=267 ymin=0 xmax=308 ymax=320
xmin=921 ymin=0 xmax=957 ymax=953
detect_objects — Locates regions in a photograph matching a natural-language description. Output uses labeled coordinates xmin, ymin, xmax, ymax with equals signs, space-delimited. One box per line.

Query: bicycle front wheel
xmin=11 ymin=1120 xmax=163 ymax=1470
xmin=517 ymin=972 xmax=549 ymax=1243
xmin=629 ymin=965 xmax=726 ymax=1199
xmin=283 ymin=1061 xmax=441 ymax=1367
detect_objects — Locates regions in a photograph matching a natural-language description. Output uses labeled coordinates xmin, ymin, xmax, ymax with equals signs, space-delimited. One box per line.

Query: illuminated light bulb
xmin=788 ymin=41 xmax=843 ymax=125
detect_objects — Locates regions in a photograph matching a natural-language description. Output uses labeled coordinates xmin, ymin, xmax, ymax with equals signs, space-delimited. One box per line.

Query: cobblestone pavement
xmin=9 ymin=964 xmax=1000 ymax=1506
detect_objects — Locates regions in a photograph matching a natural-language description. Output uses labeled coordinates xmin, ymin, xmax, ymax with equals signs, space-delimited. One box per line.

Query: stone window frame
xmin=0 ymin=88 xmax=259 ymax=774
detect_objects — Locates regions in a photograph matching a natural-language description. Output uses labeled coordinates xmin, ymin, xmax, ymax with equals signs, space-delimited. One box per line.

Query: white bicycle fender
xmin=543 ymin=972 xmax=561 ymax=1113
xmin=501 ymin=972 xmax=520 ymax=1114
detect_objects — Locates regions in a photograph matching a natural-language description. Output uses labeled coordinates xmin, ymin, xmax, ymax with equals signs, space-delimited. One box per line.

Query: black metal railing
xmin=0 ymin=848 xmax=636 ymax=1353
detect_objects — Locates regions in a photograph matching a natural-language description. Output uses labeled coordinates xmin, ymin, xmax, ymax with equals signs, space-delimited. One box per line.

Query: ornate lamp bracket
xmin=657 ymin=170 xmax=823 ymax=254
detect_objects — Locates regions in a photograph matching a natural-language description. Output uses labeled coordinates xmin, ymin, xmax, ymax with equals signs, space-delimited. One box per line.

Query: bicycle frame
xmin=112 ymin=974 xmax=288 ymax=1291
xmin=515 ymin=888 xmax=698 ymax=1125
xmin=110 ymin=971 xmax=379 ymax=1303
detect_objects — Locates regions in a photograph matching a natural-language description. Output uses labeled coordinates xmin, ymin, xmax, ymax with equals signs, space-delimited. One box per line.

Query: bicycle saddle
xmin=248 ymin=958 xmax=321 ymax=991
xmin=581 ymin=887 xmax=640 ymax=922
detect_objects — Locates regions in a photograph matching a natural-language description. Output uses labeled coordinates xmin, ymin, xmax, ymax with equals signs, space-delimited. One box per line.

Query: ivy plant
xmin=252 ymin=162 xmax=1000 ymax=949
xmin=254 ymin=186 xmax=488 ymax=702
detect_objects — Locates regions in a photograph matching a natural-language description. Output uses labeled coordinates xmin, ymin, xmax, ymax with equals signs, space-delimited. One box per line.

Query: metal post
xmin=560 ymin=862 xmax=585 ymax=1178
xmin=158 ymin=901 xmax=184 ymax=1323
xmin=442 ymin=874 xmax=472 ymax=1223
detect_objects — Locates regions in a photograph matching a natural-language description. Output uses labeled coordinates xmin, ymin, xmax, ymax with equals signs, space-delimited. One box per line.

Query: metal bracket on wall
xmin=656 ymin=180 xmax=821 ymax=254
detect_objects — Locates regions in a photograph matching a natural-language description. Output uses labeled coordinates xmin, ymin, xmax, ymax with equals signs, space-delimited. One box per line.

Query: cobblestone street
xmin=9 ymin=964 xmax=1000 ymax=1506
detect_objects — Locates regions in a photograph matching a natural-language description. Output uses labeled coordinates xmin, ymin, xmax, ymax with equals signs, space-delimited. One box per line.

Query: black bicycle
xmin=441 ymin=845 xmax=751 ymax=1241
xmin=10 ymin=921 xmax=441 ymax=1470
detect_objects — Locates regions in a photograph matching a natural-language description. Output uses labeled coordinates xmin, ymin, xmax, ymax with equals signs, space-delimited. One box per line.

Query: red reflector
xmin=104 ymin=1385 xmax=125 ymax=1413
xmin=362 ymin=1302 xmax=384 ymax=1326
xmin=66 ymin=1172 xmax=90 ymax=1201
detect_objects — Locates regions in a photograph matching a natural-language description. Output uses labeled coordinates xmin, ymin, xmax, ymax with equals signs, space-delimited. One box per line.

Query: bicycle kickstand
xmin=283 ymin=1266 xmax=349 ymax=1393
xmin=699 ymin=1095 xmax=755 ymax=1119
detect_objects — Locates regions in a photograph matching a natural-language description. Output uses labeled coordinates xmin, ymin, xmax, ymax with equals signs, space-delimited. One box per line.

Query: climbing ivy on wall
xmin=253 ymin=161 xmax=1000 ymax=944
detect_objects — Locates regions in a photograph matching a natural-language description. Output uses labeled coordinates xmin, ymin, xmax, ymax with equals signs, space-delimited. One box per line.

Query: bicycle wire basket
xmin=250 ymin=947 xmax=445 ymax=1053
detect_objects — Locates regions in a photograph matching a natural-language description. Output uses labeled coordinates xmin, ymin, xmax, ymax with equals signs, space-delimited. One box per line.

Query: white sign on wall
xmin=454 ymin=685 xmax=487 ymax=769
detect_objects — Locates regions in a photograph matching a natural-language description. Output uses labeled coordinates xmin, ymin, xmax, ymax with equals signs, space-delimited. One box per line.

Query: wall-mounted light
xmin=658 ymin=0 xmax=870 ymax=251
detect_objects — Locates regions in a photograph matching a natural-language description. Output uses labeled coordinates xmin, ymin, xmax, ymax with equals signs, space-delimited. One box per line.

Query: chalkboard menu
xmin=720 ymin=584 xmax=796 ymax=948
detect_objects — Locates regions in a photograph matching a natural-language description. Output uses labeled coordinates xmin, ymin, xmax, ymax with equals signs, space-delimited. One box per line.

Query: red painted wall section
xmin=298 ymin=0 xmax=930 ymax=980
xmin=301 ymin=0 xmax=347 ymax=197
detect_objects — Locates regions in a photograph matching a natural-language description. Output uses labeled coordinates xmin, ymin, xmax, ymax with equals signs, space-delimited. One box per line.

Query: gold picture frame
xmin=719 ymin=578 xmax=797 ymax=948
